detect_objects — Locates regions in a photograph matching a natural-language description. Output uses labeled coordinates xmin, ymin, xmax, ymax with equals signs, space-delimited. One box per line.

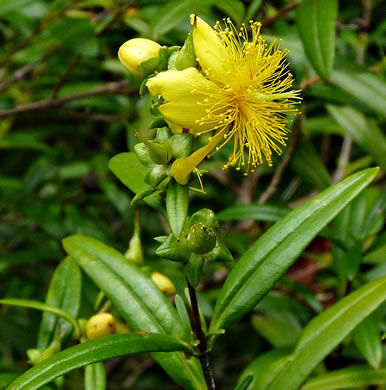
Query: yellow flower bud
xmin=151 ymin=272 xmax=176 ymax=296
xmin=118 ymin=38 xmax=161 ymax=78
xmin=86 ymin=313 xmax=116 ymax=340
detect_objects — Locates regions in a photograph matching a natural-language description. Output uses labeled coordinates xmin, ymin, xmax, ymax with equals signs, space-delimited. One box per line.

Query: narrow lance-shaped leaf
xmin=302 ymin=365 xmax=386 ymax=390
xmin=209 ymin=168 xmax=379 ymax=335
xmin=6 ymin=333 xmax=193 ymax=390
xmin=63 ymin=235 xmax=206 ymax=390
xmin=296 ymin=0 xmax=338 ymax=80
xmin=266 ymin=276 xmax=386 ymax=390
xmin=38 ymin=257 xmax=82 ymax=349
xmin=85 ymin=362 xmax=106 ymax=390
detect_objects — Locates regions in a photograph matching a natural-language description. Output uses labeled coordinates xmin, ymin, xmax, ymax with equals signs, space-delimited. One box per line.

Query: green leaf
xmin=166 ymin=181 xmax=189 ymax=237
xmin=6 ymin=333 xmax=193 ymax=390
xmin=209 ymin=168 xmax=379 ymax=335
xmin=352 ymin=313 xmax=383 ymax=369
xmin=296 ymin=0 xmax=338 ymax=79
xmin=84 ymin=362 xmax=106 ymax=390
xmin=0 ymin=299 xmax=81 ymax=340
xmin=238 ymin=349 xmax=290 ymax=390
xmin=109 ymin=153 xmax=164 ymax=214
xmin=291 ymin=141 xmax=331 ymax=190
xmin=266 ymin=276 xmax=386 ymax=390
xmin=327 ymin=105 xmax=386 ymax=170
xmin=301 ymin=365 xmax=386 ymax=390
xmin=62 ymin=235 xmax=206 ymax=390
xmin=45 ymin=18 xmax=98 ymax=57
xmin=38 ymin=257 xmax=82 ymax=349
xmin=217 ymin=204 xmax=290 ymax=222
xmin=331 ymin=68 xmax=386 ymax=119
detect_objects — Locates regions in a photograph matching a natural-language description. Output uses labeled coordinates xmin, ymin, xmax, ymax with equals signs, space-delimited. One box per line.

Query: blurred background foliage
xmin=0 ymin=0 xmax=385 ymax=389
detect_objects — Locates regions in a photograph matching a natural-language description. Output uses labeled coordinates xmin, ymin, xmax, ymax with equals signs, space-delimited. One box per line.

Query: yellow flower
xmin=119 ymin=38 xmax=161 ymax=78
xmin=147 ymin=15 xmax=301 ymax=184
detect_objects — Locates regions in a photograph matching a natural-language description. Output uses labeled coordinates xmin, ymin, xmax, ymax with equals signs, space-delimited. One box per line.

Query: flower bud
xmin=118 ymin=38 xmax=161 ymax=78
xmin=151 ymin=272 xmax=176 ymax=296
xmin=186 ymin=223 xmax=217 ymax=254
xmin=86 ymin=313 xmax=116 ymax=340
xmin=27 ymin=339 xmax=61 ymax=365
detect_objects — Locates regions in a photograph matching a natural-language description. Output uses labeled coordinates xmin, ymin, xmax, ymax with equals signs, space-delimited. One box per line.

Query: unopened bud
xmin=118 ymin=38 xmax=161 ymax=78
xmin=86 ymin=313 xmax=116 ymax=340
xmin=151 ymin=272 xmax=176 ymax=296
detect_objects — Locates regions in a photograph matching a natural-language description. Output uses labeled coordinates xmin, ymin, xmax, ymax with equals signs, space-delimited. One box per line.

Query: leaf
xmin=109 ymin=152 xmax=164 ymax=214
xmin=296 ymin=0 xmax=338 ymax=79
xmin=217 ymin=204 xmax=290 ymax=222
xmin=6 ymin=333 xmax=193 ymax=390
xmin=327 ymin=105 xmax=386 ymax=170
xmin=38 ymin=257 xmax=82 ymax=349
xmin=352 ymin=313 xmax=383 ymax=369
xmin=84 ymin=362 xmax=106 ymax=390
xmin=291 ymin=141 xmax=331 ymax=190
xmin=209 ymin=168 xmax=379 ymax=335
xmin=331 ymin=68 xmax=386 ymax=119
xmin=166 ymin=181 xmax=189 ymax=237
xmin=238 ymin=349 xmax=290 ymax=390
xmin=45 ymin=18 xmax=98 ymax=57
xmin=266 ymin=276 xmax=386 ymax=390
xmin=0 ymin=299 xmax=81 ymax=340
xmin=301 ymin=365 xmax=386 ymax=390
xmin=62 ymin=235 xmax=206 ymax=390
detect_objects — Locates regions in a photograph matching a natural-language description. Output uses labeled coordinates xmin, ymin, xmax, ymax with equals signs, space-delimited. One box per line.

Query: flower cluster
xmin=119 ymin=15 xmax=301 ymax=184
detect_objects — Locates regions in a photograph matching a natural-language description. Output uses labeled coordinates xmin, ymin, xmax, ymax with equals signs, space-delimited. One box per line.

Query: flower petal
xmin=147 ymin=68 xmax=226 ymax=133
xmin=171 ymin=131 xmax=224 ymax=185
xmin=191 ymin=15 xmax=230 ymax=85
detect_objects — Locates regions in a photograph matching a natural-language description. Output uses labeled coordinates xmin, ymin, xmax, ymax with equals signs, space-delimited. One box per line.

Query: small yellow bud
xmin=151 ymin=272 xmax=176 ymax=296
xmin=118 ymin=38 xmax=161 ymax=77
xmin=86 ymin=313 xmax=116 ymax=340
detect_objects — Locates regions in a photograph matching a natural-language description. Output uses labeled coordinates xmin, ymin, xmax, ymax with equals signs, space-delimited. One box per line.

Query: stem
xmin=186 ymin=278 xmax=216 ymax=390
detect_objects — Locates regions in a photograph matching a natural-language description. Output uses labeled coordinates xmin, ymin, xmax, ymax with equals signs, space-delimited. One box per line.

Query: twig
xmin=261 ymin=0 xmax=302 ymax=26
xmin=258 ymin=116 xmax=301 ymax=204
xmin=186 ymin=279 xmax=216 ymax=390
xmin=59 ymin=108 xmax=123 ymax=122
xmin=0 ymin=81 xmax=132 ymax=118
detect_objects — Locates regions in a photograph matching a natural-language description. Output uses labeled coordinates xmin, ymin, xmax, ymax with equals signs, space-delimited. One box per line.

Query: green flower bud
xmin=175 ymin=32 xmax=197 ymax=70
xmin=86 ymin=313 xmax=116 ymax=340
xmin=151 ymin=272 xmax=176 ymax=296
xmin=190 ymin=208 xmax=219 ymax=228
xmin=27 ymin=338 xmax=61 ymax=365
xmin=118 ymin=38 xmax=161 ymax=78
xmin=125 ymin=233 xmax=143 ymax=265
xmin=146 ymin=164 xmax=169 ymax=187
xmin=186 ymin=223 xmax=217 ymax=254
xmin=134 ymin=143 xmax=155 ymax=168
xmin=170 ymin=134 xmax=194 ymax=159
xmin=136 ymin=132 xmax=172 ymax=165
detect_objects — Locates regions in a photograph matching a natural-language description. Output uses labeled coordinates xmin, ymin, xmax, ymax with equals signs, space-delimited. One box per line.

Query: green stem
xmin=186 ymin=279 xmax=216 ymax=390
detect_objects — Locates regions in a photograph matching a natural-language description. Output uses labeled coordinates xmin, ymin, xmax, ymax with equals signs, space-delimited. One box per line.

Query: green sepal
xmin=134 ymin=143 xmax=156 ymax=168
xmin=155 ymin=127 xmax=173 ymax=141
xmin=158 ymin=46 xmax=170 ymax=70
xmin=175 ymin=32 xmax=197 ymax=71
xmin=205 ymin=239 xmax=233 ymax=262
xmin=170 ymin=134 xmax=194 ymax=159
xmin=139 ymin=74 xmax=153 ymax=97
xmin=185 ymin=253 xmax=204 ymax=288
xmin=167 ymin=181 xmax=189 ymax=237
xmin=149 ymin=118 xmax=167 ymax=129
xmin=131 ymin=186 xmax=156 ymax=206
xmin=156 ymin=233 xmax=190 ymax=262
xmin=154 ymin=236 xmax=168 ymax=243
xmin=168 ymin=46 xmax=180 ymax=54
xmin=138 ymin=56 xmax=160 ymax=79
xmin=168 ymin=51 xmax=178 ymax=70
xmin=146 ymin=165 xmax=169 ymax=187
